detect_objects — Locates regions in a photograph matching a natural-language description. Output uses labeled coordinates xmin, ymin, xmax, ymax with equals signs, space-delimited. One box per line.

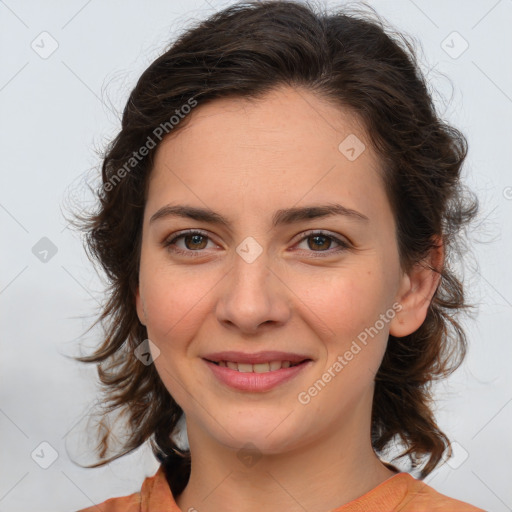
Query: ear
xmin=135 ymin=286 xmax=147 ymax=326
xmin=389 ymin=237 xmax=444 ymax=338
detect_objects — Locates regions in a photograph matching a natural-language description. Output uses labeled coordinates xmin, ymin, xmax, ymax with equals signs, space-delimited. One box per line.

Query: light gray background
xmin=1 ymin=1 xmax=511 ymax=511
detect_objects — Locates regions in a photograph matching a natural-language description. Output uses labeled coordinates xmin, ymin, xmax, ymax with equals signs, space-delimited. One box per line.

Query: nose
xmin=215 ymin=246 xmax=292 ymax=335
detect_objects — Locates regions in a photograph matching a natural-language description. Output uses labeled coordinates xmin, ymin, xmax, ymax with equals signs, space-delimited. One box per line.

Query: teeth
xmin=253 ymin=362 xmax=270 ymax=373
xmin=215 ymin=360 xmax=300 ymax=372
xmin=237 ymin=363 xmax=253 ymax=373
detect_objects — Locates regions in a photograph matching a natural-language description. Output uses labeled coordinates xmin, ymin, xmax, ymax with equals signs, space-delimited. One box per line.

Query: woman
xmin=71 ymin=1 xmax=484 ymax=510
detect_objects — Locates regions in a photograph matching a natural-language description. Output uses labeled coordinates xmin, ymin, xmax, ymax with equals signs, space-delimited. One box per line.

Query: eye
xmin=294 ymin=230 xmax=350 ymax=256
xmin=163 ymin=229 xmax=351 ymax=257
xmin=163 ymin=229 xmax=217 ymax=256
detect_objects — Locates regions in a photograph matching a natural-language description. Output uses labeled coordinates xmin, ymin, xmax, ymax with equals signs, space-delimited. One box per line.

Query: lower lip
xmin=203 ymin=359 xmax=312 ymax=392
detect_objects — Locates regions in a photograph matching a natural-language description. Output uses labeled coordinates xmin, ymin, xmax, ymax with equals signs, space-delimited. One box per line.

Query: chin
xmin=208 ymin=415 xmax=304 ymax=455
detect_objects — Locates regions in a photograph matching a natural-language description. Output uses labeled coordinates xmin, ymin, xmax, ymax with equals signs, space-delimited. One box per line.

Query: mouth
xmin=203 ymin=359 xmax=311 ymax=373
xmin=201 ymin=350 xmax=314 ymax=391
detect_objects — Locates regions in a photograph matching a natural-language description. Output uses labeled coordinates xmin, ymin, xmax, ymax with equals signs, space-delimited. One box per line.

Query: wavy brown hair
xmin=69 ymin=0 xmax=479 ymax=497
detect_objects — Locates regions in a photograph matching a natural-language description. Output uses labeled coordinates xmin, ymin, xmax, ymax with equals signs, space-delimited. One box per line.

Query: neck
xmin=175 ymin=410 xmax=396 ymax=512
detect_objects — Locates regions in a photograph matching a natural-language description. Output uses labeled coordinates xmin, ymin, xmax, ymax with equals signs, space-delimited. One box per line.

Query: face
xmin=135 ymin=85 xmax=421 ymax=456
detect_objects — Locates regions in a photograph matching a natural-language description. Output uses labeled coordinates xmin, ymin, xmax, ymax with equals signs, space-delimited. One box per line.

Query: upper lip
xmin=202 ymin=351 xmax=312 ymax=364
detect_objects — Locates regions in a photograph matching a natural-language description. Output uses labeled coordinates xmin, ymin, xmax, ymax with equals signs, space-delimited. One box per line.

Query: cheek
xmin=295 ymin=265 xmax=393 ymax=376
xmin=140 ymin=266 xmax=214 ymax=406
xmin=140 ymin=263 xmax=214 ymax=347
xmin=295 ymin=266 xmax=389 ymax=336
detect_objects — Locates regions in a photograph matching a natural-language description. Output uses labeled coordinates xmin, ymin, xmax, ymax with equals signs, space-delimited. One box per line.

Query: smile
xmin=203 ymin=358 xmax=312 ymax=392
xmin=207 ymin=360 xmax=305 ymax=372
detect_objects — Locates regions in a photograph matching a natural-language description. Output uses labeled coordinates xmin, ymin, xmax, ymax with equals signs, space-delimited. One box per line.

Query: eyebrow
xmin=149 ymin=203 xmax=369 ymax=228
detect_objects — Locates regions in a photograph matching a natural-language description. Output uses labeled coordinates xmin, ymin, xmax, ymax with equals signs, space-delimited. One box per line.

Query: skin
xmin=135 ymin=85 xmax=442 ymax=512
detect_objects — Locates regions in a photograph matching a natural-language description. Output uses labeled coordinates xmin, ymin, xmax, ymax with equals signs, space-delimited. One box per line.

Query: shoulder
xmin=394 ymin=473 xmax=486 ymax=512
xmin=334 ymin=472 xmax=486 ymax=512
xmin=74 ymin=465 xmax=170 ymax=512
xmin=75 ymin=491 xmax=141 ymax=512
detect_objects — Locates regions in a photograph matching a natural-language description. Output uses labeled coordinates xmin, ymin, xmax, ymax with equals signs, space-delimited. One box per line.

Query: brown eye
xmin=163 ymin=230 xmax=215 ymax=256
xmin=295 ymin=230 xmax=350 ymax=256
xmin=307 ymin=234 xmax=332 ymax=251
xmin=182 ymin=233 xmax=208 ymax=250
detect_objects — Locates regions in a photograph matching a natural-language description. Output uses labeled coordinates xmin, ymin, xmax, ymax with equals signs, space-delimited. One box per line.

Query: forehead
xmin=146 ymin=86 xmax=389 ymax=226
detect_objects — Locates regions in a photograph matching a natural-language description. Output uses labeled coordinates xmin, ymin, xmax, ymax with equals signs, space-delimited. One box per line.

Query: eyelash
xmin=162 ymin=229 xmax=351 ymax=258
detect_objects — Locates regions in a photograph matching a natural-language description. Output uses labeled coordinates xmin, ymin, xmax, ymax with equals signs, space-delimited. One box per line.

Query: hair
xmin=69 ymin=0 xmax=479 ymax=497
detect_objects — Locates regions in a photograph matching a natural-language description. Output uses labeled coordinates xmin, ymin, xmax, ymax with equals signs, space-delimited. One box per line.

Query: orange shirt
xmin=76 ymin=464 xmax=485 ymax=512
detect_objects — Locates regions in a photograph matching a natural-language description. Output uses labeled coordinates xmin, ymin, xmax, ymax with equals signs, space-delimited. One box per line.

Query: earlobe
xmin=135 ymin=287 xmax=147 ymax=326
xmin=389 ymin=238 xmax=444 ymax=338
